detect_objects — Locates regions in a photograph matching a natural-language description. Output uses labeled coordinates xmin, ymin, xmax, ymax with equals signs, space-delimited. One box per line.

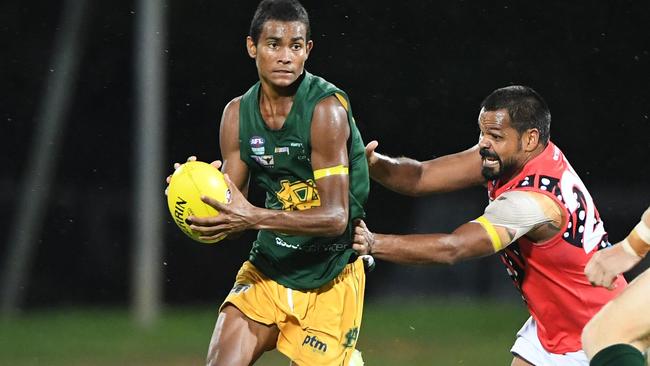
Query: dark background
xmin=1 ymin=0 xmax=649 ymax=308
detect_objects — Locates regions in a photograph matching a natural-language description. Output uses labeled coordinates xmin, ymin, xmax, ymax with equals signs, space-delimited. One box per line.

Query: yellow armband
xmin=313 ymin=165 xmax=348 ymax=180
xmin=473 ymin=216 xmax=504 ymax=252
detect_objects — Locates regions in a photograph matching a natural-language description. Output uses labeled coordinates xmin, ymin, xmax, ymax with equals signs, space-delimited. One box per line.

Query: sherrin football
xmin=167 ymin=161 xmax=230 ymax=244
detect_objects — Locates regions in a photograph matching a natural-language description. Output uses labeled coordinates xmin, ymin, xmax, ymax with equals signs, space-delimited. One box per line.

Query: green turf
xmin=354 ymin=299 xmax=528 ymax=365
xmin=0 ymin=299 xmax=528 ymax=365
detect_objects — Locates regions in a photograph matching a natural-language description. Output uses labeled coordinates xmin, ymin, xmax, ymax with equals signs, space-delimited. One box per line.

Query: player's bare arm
xmin=180 ymin=97 xmax=249 ymax=242
xmin=521 ymin=191 xmax=565 ymax=242
xmin=366 ymin=142 xmax=486 ymax=196
xmin=192 ymin=95 xmax=351 ymax=239
xmin=352 ymin=219 xmax=497 ymax=265
xmin=353 ymin=191 xmax=562 ymax=265
xmin=218 ymin=97 xmax=251 ymax=196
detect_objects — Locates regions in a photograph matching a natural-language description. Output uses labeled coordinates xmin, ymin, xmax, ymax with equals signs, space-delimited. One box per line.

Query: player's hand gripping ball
xmin=167 ymin=161 xmax=231 ymax=244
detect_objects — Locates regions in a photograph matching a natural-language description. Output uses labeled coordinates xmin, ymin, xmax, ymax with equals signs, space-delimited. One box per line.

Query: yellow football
xmin=166 ymin=161 xmax=230 ymax=244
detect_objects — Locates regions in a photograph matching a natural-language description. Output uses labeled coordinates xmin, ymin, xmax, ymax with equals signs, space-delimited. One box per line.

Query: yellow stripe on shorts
xmin=314 ymin=165 xmax=349 ymax=180
xmin=474 ymin=216 xmax=504 ymax=252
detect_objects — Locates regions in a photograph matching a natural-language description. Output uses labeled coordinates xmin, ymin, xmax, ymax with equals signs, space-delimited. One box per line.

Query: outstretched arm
xmin=353 ymin=191 xmax=562 ymax=265
xmin=366 ymin=142 xmax=486 ymax=196
xmin=353 ymin=219 xmax=496 ymax=265
xmin=190 ymin=96 xmax=352 ymax=240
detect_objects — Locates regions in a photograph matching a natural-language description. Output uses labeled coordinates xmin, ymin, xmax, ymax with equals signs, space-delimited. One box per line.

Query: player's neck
xmin=258 ymin=69 xmax=304 ymax=101
xmin=260 ymin=81 xmax=297 ymax=100
xmin=258 ymin=87 xmax=294 ymax=130
xmin=258 ymin=71 xmax=302 ymax=100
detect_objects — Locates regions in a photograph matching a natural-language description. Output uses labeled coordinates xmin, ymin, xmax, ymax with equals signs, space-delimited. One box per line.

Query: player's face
xmin=477 ymin=108 xmax=524 ymax=181
xmin=247 ymin=20 xmax=312 ymax=88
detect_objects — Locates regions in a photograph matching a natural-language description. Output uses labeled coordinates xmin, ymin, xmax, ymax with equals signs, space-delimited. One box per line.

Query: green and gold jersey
xmin=238 ymin=71 xmax=369 ymax=290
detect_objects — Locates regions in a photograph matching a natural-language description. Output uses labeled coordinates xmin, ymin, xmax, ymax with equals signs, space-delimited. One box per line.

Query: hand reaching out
xmin=365 ymin=140 xmax=379 ymax=167
xmin=352 ymin=219 xmax=375 ymax=255
xmin=584 ymin=243 xmax=642 ymax=290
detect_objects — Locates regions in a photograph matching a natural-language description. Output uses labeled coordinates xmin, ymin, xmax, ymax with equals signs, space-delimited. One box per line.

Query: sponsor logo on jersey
xmin=275 ymin=237 xmax=299 ymax=249
xmin=250 ymin=136 xmax=265 ymax=155
xmin=230 ymin=283 xmax=251 ymax=294
xmin=274 ymin=237 xmax=347 ymax=252
xmin=251 ymin=155 xmax=274 ymax=167
xmin=274 ymin=147 xmax=289 ymax=154
xmin=289 ymin=142 xmax=307 ymax=160
xmin=302 ymin=242 xmax=348 ymax=252
xmin=302 ymin=335 xmax=328 ymax=353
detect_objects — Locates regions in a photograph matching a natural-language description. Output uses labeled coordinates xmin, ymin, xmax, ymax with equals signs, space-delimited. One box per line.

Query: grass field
xmin=0 ymin=299 xmax=529 ymax=365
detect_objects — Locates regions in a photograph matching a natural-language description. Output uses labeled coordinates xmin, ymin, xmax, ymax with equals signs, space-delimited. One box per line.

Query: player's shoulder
xmin=504 ymin=190 xmax=557 ymax=206
xmin=506 ymin=190 xmax=563 ymax=221
xmin=314 ymin=93 xmax=344 ymax=108
xmin=224 ymin=95 xmax=244 ymax=114
xmin=224 ymin=95 xmax=243 ymax=110
xmin=312 ymin=95 xmax=349 ymax=125
xmin=220 ymin=96 xmax=243 ymax=127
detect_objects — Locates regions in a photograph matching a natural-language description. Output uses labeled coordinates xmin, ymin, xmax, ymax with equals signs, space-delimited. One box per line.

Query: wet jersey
xmin=238 ymin=71 xmax=369 ymax=290
xmin=488 ymin=142 xmax=627 ymax=354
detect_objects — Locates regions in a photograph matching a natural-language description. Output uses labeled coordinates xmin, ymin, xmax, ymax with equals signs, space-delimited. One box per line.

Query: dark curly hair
xmin=481 ymin=85 xmax=551 ymax=145
xmin=249 ymin=0 xmax=310 ymax=45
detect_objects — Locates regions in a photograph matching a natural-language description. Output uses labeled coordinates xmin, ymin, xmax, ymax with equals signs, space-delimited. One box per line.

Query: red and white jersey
xmin=487 ymin=142 xmax=627 ymax=354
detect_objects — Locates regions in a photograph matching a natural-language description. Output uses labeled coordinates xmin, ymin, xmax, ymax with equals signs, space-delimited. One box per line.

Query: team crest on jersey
xmin=276 ymin=179 xmax=320 ymax=211
xmin=251 ymin=155 xmax=274 ymax=167
xmin=250 ymin=136 xmax=265 ymax=155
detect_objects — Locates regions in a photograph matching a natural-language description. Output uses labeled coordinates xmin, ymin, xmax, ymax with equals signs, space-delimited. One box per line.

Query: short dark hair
xmin=480 ymin=85 xmax=551 ymax=145
xmin=249 ymin=0 xmax=311 ymax=45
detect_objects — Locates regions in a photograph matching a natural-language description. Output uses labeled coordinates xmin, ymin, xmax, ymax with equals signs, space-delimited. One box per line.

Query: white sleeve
xmin=481 ymin=190 xmax=553 ymax=245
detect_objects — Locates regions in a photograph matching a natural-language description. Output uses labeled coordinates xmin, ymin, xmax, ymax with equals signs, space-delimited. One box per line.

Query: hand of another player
xmin=352 ymin=219 xmax=375 ymax=255
xmin=188 ymin=174 xmax=256 ymax=241
xmin=584 ymin=243 xmax=642 ymax=290
xmin=365 ymin=140 xmax=379 ymax=167
xmin=164 ymin=156 xmax=223 ymax=195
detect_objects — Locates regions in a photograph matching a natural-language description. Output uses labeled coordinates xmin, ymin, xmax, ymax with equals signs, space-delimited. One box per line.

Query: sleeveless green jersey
xmin=238 ymin=71 xmax=369 ymax=290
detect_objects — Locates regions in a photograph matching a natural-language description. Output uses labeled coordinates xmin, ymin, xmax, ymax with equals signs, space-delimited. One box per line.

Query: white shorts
xmin=511 ymin=317 xmax=588 ymax=366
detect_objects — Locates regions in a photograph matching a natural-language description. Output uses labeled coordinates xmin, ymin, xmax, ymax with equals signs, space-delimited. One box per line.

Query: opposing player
xmin=167 ymin=1 xmax=369 ymax=365
xmin=582 ymin=206 xmax=650 ymax=366
xmin=352 ymin=85 xmax=626 ymax=365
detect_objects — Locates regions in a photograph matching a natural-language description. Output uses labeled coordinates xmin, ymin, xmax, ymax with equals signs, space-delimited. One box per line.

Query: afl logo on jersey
xmin=250 ymin=136 xmax=265 ymax=155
